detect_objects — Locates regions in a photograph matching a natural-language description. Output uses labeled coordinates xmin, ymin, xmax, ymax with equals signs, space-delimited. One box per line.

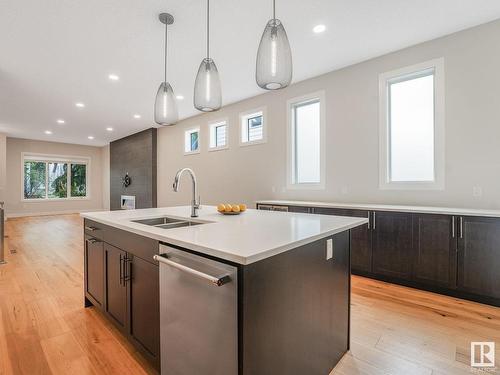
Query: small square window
xmin=240 ymin=108 xmax=266 ymax=145
xmin=209 ymin=120 xmax=228 ymax=151
xmin=185 ymin=128 xmax=200 ymax=154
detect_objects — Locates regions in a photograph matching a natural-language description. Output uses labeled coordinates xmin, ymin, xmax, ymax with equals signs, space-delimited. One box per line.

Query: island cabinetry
xmin=457 ymin=216 xmax=500 ymax=299
xmin=84 ymin=219 xmax=160 ymax=370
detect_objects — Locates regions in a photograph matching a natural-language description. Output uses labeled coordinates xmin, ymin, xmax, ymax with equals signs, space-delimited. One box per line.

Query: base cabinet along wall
xmin=257 ymin=203 xmax=500 ymax=307
xmin=84 ymin=220 xmax=160 ymax=370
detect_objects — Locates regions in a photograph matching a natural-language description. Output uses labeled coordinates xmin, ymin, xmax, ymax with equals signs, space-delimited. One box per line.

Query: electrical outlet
xmin=326 ymin=239 xmax=333 ymax=260
xmin=473 ymin=186 xmax=483 ymax=198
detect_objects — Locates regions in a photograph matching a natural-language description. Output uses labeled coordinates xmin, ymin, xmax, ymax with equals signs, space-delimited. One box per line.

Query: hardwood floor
xmin=1 ymin=214 xmax=499 ymax=375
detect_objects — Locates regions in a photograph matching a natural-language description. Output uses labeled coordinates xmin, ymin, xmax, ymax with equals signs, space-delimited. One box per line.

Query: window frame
xmin=378 ymin=58 xmax=445 ymax=190
xmin=208 ymin=118 xmax=229 ymax=152
xmin=239 ymin=107 xmax=267 ymax=146
xmin=286 ymin=90 xmax=326 ymax=190
xmin=184 ymin=127 xmax=201 ymax=155
xmin=21 ymin=152 xmax=91 ymax=202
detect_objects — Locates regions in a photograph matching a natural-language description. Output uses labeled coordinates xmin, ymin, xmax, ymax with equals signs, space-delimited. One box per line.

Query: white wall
xmin=5 ymin=138 xmax=106 ymax=217
xmin=0 ymin=133 xmax=6 ymax=205
xmin=101 ymin=144 xmax=110 ymax=210
xmin=158 ymin=20 xmax=500 ymax=210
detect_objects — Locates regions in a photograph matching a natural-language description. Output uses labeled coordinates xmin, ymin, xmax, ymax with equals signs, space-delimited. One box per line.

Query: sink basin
xmin=132 ymin=216 xmax=204 ymax=230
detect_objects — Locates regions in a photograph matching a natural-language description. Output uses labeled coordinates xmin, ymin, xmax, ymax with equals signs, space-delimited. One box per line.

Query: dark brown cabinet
xmin=312 ymin=207 xmax=372 ymax=273
xmin=128 ymin=255 xmax=160 ymax=363
xmin=104 ymin=244 xmax=127 ymax=330
xmin=413 ymin=214 xmax=457 ymax=288
xmin=457 ymin=216 xmax=500 ymax=299
xmin=85 ymin=236 xmax=104 ymax=308
xmin=372 ymin=211 xmax=414 ymax=280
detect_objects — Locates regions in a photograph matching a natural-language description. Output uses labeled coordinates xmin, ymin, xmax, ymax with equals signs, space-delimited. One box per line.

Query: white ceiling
xmin=1 ymin=0 xmax=500 ymax=147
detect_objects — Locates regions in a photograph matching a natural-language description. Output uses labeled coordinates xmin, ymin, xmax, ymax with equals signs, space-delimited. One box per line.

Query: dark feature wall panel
xmin=110 ymin=128 xmax=157 ymax=210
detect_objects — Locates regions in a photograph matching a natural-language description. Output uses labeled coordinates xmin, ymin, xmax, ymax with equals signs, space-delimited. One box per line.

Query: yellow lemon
xmin=217 ymin=204 xmax=226 ymax=212
xmin=232 ymin=205 xmax=241 ymax=213
xmin=225 ymin=204 xmax=232 ymax=212
xmin=239 ymin=204 xmax=247 ymax=212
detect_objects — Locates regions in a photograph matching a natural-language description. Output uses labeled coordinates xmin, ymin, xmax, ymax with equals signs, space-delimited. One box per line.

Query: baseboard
xmin=6 ymin=208 xmax=106 ymax=219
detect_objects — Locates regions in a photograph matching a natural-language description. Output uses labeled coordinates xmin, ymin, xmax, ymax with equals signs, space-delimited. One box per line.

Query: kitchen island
xmin=81 ymin=206 xmax=367 ymax=375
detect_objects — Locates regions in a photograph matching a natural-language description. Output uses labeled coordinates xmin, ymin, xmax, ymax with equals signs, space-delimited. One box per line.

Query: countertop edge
xmin=256 ymin=200 xmax=500 ymax=218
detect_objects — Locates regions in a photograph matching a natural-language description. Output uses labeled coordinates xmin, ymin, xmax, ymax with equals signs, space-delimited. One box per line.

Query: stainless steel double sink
xmin=132 ymin=216 xmax=204 ymax=230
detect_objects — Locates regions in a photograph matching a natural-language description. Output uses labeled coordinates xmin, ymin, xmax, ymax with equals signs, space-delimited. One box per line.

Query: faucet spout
xmin=173 ymin=168 xmax=200 ymax=217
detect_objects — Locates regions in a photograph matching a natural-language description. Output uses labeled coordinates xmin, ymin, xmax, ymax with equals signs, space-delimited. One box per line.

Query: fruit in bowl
xmin=217 ymin=203 xmax=247 ymax=215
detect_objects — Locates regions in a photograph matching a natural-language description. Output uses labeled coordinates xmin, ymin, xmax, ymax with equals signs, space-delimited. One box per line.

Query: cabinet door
xmin=457 ymin=216 xmax=500 ymax=299
xmin=372 ymin=211 xmax=413 ymax=280
xmin=85 ymin=237 xmax=104 ymax=308
xmin=313 ymin=207 xmax=372 ymax=273
xmin=104 ymin=244 xmax=127 ymax=330
xmin=413 ymin=214 xmax=457 ymax=288
xmin=128 ymin=256 xmax=160 ymax=366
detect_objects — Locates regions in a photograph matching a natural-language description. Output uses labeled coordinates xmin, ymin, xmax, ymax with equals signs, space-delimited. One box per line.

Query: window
xmin=287 ymin=91 xmax=325 ymax=189
xmin=239 ymin=108 xmax=266 ymax=145
xmin=184 ymin=128 xmax=200 ymax=154
xmin=379 ymin=58 xmax=445 ymax=190
xmin=209 ymin=120 xmax=228 ymax=151
xmin=23 ymin=154 xmax=89 ymax=200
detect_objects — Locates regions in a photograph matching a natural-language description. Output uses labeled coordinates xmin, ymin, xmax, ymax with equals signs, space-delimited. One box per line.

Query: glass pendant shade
xmin=154 ymin=81 xmax=178 ymax=126
xmin=194 ymin=58 xmax=222 ymax=112
xmin=256 ymin=19 xmax=292 ymax=90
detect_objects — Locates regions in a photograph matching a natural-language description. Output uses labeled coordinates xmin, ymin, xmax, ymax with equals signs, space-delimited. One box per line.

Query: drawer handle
xmin=154 ymin=254 xmax=230 ymax=287
xmin=87 ymin=238 xmax=100 ymax=244
xmin=85 ymin=226 xmax=99 ymax=231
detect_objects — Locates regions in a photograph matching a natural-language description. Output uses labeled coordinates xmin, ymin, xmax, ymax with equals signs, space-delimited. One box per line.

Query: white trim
xmin=208 ymin=118 xmax=229 ymax=152
xmin=239 ymin=107 xmax=267 ymax=146
xmin=21 ymin=152 xmax=91 ymax=201
xmin=184 ymin=127 xmax=201 ymax=155
xmin=378 ymin=58 xmax=445 ymax=190
xmin=286 ymin=90 xmax=326 ymax=190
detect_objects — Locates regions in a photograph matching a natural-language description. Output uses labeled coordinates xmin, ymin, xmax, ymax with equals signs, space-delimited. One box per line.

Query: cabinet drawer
xmin=104 ymin=226 xmax=159 ymax=264
xmin=84 ymin=219 xmax=106 ymax=240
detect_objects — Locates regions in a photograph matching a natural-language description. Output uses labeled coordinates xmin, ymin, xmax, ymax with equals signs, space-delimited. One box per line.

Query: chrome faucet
xmin=173 ymin=168 xmax=201 ymax=217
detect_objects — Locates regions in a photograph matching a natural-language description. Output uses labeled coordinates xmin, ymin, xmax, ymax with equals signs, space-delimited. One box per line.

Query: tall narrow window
xmin=184 ymin=128 xmax=200 ymax=154
xmin=379 ymin=59 xmax=445 ymax=190
xmin=239 ymin=108 xmax=266 ymax=145
xmin=48 ymin=162 xmax=68 ymax=198
xmin=209 ymin=120 xmax=228 ymax=151
xmin=287 ymin=92 xmax=325 ymax=189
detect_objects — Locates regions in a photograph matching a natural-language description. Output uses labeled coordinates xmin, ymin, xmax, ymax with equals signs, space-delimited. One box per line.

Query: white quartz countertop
xmin=81 ymin=206 xmax=367 ymax=265
xmin=256 ymin=200 xmax=500 ymax=218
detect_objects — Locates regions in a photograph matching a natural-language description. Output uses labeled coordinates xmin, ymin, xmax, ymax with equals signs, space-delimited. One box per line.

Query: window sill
xmin=208 ymin=146 xmax=228 ymax=152
xmin=22 ymin=197 xmax=91 ymax=203
xmin=184 ymin=150 xmax=200 ymax=156
xmin=239 ymin=139 xmax=266 ymax=147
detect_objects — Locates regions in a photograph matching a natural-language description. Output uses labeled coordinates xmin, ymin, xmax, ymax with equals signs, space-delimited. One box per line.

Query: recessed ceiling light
xmin=88 ymin=136 xmax=94 ymax=140
xmin=133 ymin=114 xmax=141 ymax=119
xmin=56 ymin=119 xmax=65 ymax=124
xmin=313 ymin=24 xmax=326 ymax=34
xmin=108 ymin=74 xmax=120 ymax=81
xmin=44 ymin=130 xmax=53 ymax=135
xmin=75 ymin=102 xmax=85 ymax=108
xmin=176 ymin=95 xmax=184 ymax=100
xmin=106 ymin=127 xmax=114 ymax=132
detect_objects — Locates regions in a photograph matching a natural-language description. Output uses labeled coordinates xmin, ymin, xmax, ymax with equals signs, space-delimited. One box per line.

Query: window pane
xmin=294 ymin=101 xmax=321 ymax=183
xmin=24 ymin=161 xmax=46 ymax=199
xmin=389 ymin=73 xmax=434 ymax=182
xmin=247 ymin=115 xmax=263 ymax=142
xmin=48 ymin=163 xmax=68 ymax=198
xmin=191 ymin=132 xmax=199 ymax=151
xmin=215 ymin=125 xmax=226 ymax=147
xmin=71 ymin=164 xmax=87 ymax=197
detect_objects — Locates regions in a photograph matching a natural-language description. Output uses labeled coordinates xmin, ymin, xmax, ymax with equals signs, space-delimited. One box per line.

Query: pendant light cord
xmin=164 ymin=23 xmax=168 ymax=83
xmin=207 ymin=0 xmax=210 ymax=59
xmin=273 ymin=0 xmax=276 ymax=20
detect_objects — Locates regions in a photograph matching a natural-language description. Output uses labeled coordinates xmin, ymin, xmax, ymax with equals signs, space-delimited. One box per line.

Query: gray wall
xmin=110 ymin=128 xmax=157 ymax=210
xmin=157 ymin=19 xmax=500 ymax=210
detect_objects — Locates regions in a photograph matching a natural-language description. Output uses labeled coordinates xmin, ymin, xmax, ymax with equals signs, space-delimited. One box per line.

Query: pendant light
xmin=154 ymin=13 xmax=178 ymax=126
xmin=256 ymin=0 xmax=292 ymax=90
xmin=194 ymin=0 xmax=222 ymax=112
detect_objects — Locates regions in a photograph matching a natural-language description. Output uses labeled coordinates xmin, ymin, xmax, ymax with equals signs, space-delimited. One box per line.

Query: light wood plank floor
xmin=1 ymin=214 xmax=499 ymax=375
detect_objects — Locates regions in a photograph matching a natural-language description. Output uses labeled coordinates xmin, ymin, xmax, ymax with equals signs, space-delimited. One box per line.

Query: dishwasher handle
xmin=154 ymin=254 xmax=231 ymax=287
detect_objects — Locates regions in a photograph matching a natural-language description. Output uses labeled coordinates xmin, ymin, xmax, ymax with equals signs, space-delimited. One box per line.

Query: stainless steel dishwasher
xmin=154 ymin=245 xmax=238 ymax=375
